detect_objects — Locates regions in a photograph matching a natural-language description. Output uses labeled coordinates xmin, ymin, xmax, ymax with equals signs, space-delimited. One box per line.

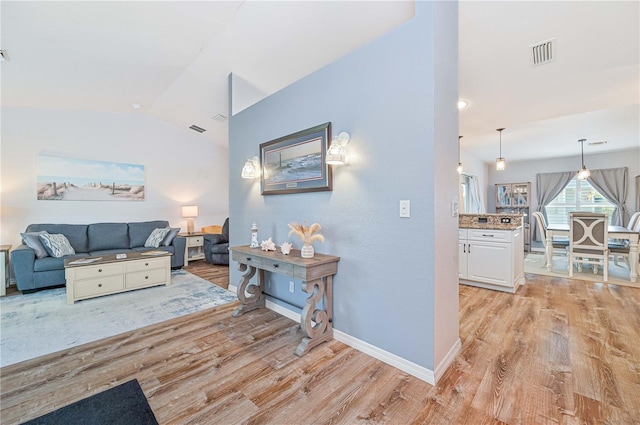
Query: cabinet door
xmin=467 ymin=241 xmax=512 ymax=287
xmin=512 ymin=183 xmax=529 ymax=207
xmin=459 ymin=239 xmax=468 ymax=278
xmin=496 ymin=184 xmax=512 ymax=207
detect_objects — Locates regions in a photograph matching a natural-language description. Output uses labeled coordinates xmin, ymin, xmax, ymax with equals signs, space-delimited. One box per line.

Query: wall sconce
xmin=326 ymin=132 xmax=351 ymax=165
xmin=241 ymin=156 xmax=260 ymax=179
xmin=181 ymin=205 xmax=199 ymax=234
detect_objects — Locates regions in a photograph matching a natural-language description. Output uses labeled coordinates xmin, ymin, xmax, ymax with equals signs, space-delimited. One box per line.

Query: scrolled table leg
xmin=295 ymin=277 xmax=333 ymax=356
xmin=232 ymin=263 xmax=265 ymax=317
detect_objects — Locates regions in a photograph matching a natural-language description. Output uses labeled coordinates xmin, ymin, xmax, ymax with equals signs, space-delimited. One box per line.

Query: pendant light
xmin=496 ymin=128 xmax=506 ymax=171
xmin=457 ymin=136 xmax=463 ymax=174
xmin=577 ymin=139 xmax=590 ymax=180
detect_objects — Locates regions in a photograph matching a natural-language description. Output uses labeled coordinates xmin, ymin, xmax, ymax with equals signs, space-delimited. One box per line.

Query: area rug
xmin=23 ymin=379 xmax=158 ymax=425
xmin=0 ymin=270 xmax=237 ymax=367
xmin=524 ymin=252 xmax=639 ymax=288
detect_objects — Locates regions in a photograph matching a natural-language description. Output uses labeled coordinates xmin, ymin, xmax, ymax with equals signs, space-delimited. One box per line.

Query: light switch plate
xmin=400 ymin=200 xmax=410 ymax=218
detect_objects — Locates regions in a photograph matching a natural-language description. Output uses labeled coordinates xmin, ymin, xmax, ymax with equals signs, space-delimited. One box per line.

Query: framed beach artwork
xmin=36 ymin=154 xmax=145 ymax=201
xmin=260 ymin=122 xmax=332 ymax=195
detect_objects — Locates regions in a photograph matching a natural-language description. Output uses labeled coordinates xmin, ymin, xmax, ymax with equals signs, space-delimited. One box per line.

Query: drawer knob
xmin=482 ymin=234 xmax=494 ymax=237
xmin=145 ymin=263 xmax=149 ymax=266
xmin=145 ymin=276 xmax=149 ymax=279
xmin=246 ymin=257 xmax=252 ymax=261
xmin=273 ymin=263 xmax=279 ymax=268
xmin=98 ymin=283 xmax=102 ymax=287
xmin=98 ymin=268 xmax=102 ymax=272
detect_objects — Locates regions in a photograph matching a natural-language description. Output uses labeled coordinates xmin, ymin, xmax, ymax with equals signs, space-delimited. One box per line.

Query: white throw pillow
xmin=39 ymin=233 xmax=76 ymax=258
xmin=144 ymin=227 xmax=171 ymax=248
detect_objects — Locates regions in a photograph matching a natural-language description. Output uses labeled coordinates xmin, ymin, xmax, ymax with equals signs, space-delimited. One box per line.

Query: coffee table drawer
xmin=126 ymin=257 xmax=167 ymax=272
xmin=74 ymin=263 xmax=124 ymax=279
xmin=74 ymin=275 xmax=124 ymax=298
xmin=127 ymin=268 xmax=168 ymax=289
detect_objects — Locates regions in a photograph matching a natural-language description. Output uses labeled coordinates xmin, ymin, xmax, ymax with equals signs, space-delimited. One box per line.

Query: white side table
xmin=179 ymin=233 xmax=205 ymax=266
xmin=1 ymin=245 xmax=11 ymax=296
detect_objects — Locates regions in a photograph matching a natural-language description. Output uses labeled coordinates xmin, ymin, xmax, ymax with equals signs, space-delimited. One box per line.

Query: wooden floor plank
xmin=1 ymin=267 xmax=639 ymax=424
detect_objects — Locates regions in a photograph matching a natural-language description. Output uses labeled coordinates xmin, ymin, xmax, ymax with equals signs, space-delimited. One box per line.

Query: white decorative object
xmin=288 ymin=222 xmax=324 ymax=258
xmin=260 ymin=237 xmax=276 ymax=251
xmin=280 ymin=242 xmax=292 ymax=255
xmin=301 ymin=244 xmax=314 ymax=258
xmin=250 ymin=223 xmax=259 ymax=248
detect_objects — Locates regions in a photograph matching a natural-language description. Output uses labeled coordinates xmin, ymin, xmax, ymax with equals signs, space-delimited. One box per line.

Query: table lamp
xmin=181 ymin=205 xmax=198 ymax=234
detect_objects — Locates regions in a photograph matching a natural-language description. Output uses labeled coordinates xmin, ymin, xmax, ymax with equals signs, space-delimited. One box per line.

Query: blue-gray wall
xmin=228 ymin=2 xmax=459 ymax=372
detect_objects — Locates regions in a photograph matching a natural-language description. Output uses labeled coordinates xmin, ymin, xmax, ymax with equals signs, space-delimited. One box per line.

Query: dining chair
xmin=609 ymin=214 xmax=640 ymax=268
xmin=569 ymin=212 xmax=609 ymax=282
xmin=532 ymin=211 xmax=569 ymax=267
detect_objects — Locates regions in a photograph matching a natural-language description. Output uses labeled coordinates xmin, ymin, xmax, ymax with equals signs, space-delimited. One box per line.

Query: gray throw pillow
xmin=21 ymin=231 xmax=50 ymax=259
xmin=162 ymin=228 xmax=180 ymax=246
xmin=39 ymin=233 xmax=76 ymax=258
xmin=144 ymin=227 xmax=170 ymax=248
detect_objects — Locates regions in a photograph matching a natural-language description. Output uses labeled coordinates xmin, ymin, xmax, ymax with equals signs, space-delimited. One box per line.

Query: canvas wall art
xmin=36 ymin=155 xmax=145 ymax=201
xmin=260 ymin=122 xmax=332 ymax=195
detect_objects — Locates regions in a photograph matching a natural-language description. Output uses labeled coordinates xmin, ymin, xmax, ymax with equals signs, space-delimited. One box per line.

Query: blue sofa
xmin=11 ymin=220 xmax=186 ymax=293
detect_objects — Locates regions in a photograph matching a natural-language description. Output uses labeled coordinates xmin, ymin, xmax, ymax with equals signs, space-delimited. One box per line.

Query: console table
xmin=229 ymin=245 xmax=339 ymax=356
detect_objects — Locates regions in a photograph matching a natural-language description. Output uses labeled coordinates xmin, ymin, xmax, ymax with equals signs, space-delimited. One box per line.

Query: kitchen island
xmin=459 ymin=213 xmax=525 ymax=293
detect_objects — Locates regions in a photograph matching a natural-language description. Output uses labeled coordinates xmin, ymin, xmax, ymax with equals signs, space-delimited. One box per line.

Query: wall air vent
xmin=530 ymin=38 xmax=555 ymax=66
xmin=189 ymin=125 xmax=206 ymax=133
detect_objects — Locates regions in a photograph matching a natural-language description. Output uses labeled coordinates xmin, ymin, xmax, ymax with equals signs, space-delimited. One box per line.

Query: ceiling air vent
xmin=212 ymin=114 xmax=227 ymax=122
xmin=189 ymin=124 xmax=206 ymax=133
xmin=530 ymin=38 xmax=555 ymax=66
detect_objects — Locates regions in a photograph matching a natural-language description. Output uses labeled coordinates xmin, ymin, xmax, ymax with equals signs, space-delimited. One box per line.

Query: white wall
xmin=1 ymin=107 xmax=229 ymax=249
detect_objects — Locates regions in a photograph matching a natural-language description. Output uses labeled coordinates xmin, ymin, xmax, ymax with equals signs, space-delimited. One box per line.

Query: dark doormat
xmin=23 ymin=379 xmax=159 ymax=425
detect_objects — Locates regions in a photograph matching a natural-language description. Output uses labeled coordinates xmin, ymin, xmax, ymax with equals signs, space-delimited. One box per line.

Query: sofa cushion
xmin=145 ymin=227 xmax=170 ymax=248
xmin=39 ymin=233 xmax=76 ymax=258
xmin=25 ymin=224 xmax=89 ymax=253
xmin=34 ymin=254 xmax=89 ymax=272
xmin=128 ymin=221 xmax=169 ymax=248
xmin=21 ymin=231 xmax=50 ymax=258
xmin=162 ymin=228 xmax=180 ymax=246
xmin=88 ymin=223 xmax=129 ymax=252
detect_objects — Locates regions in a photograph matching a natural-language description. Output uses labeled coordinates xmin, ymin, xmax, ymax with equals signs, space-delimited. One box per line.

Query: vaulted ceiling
xmin=2 ymin=1 xmax=638 ymax=163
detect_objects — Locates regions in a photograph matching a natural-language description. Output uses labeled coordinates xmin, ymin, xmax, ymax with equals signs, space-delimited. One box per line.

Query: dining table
xmin=546 ymin=224 xmax=639 ymax=282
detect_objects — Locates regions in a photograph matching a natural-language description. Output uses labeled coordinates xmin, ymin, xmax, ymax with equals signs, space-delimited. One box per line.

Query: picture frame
xmin=260 ymin=122 xmax=332 ymax=195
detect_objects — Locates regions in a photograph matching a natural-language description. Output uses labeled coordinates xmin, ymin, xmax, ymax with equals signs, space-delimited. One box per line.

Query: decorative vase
xmin=301 ymin=243 xmax=314 ymax=258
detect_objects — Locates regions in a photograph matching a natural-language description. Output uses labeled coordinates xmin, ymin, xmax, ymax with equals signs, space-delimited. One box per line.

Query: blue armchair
xmin=203 ymin=218 xmax=229 ymax=265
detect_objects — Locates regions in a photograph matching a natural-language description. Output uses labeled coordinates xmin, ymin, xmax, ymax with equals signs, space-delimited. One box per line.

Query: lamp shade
xmin=181 ymin=205 xmax=198 ymax=218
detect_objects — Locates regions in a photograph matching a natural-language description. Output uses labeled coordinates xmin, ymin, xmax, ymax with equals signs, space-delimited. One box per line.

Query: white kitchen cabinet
xmin=459 ymin=227 xmax=524 ymax=293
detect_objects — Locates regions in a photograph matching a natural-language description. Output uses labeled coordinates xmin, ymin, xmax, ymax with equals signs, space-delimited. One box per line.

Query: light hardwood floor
xmin=1 ymin=262 xmax=639 ymax=424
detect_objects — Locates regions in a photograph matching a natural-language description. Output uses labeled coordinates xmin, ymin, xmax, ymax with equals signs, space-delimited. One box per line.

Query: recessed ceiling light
xmin=131 ymin=103 xmax=142 ymax=109
xmin=457 ymin=100 xmax=469 ymax=110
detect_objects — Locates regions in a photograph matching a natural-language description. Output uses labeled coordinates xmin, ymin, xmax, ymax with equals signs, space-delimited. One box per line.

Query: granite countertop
xmin=459 ymin=213 xmax=523 ymax=230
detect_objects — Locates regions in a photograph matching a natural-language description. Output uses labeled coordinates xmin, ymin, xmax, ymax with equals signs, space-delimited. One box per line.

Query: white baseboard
xmin=434 ymin=338 xmax=461 ymax=382
xmin=263 ymin=300 xmax=438 ymax=385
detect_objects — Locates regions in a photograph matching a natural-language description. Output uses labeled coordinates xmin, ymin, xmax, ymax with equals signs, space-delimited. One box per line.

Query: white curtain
xmin=468 ymin=175 xmax=485 ymax=214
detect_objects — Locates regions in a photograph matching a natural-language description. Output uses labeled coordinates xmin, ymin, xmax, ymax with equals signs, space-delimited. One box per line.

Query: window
xmin=545 ymin=178 xmax=615 ymax=225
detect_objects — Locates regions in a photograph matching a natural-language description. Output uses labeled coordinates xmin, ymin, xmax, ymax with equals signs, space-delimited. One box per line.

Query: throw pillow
xmin=144 ymin=227 xmax=170 ymax=248
xmin=21 ymin=231 xmax=51 ymax=259
xmin=162 ymin=228 xmax=180 ymax=246
xmin=39 ymin=233 xmax=76 ymax=258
